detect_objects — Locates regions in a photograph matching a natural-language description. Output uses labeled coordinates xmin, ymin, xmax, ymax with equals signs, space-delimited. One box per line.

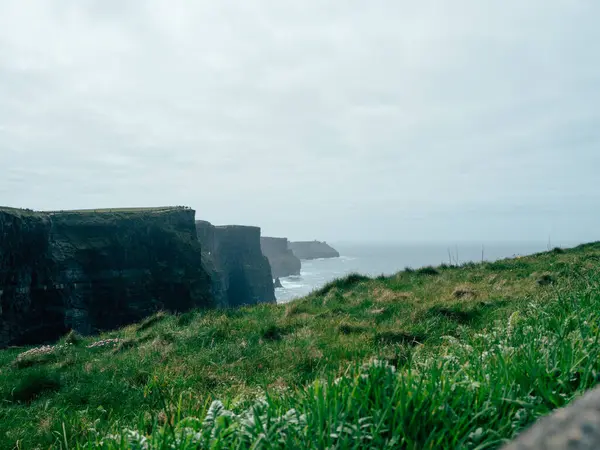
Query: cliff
xmin=196 ymin=221 xmax=276 ymax=307
xmin=260 ymin=237 xmax=301 ymax=278
xmin=289 ymin=240 xmax=340 ymax=260
xmin=0 ymin=207 xmax=213 ymax=348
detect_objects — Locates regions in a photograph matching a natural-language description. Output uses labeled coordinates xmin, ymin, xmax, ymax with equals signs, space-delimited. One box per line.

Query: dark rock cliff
xmin=260 ymin=237 xmax=301 ymax=279
xmin=0 ymin=207 xmax=213 ymax=348
xmin=196 ymin=221 xmax=276 ymax=307
xmin=289 ymin=240 xmax=340 ymax=260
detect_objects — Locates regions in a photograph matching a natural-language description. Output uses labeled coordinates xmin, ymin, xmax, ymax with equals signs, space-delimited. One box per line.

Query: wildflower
xmin=87 ymin=338 xmax=122 ymax=349
xmin=441 ymin=335 xmax=460 ymax=345
xmin=123 ymin=429 xmax=149 ymax=450
xmin=507 ymin=311 xmax=520 ymax=336
xmin=361 ymin=359 xmax=397 ymax=374
xmin=514 ymin=409 xmax=527 ymax=421
xmin=468 ymin=427 xmax=485 ymax=443
xmin=443 ymin=354 xmax=460 ymax=365
xmin=17 ymin=345 xmax=58 ymax=361
xmin=468 ymin=380 xmax=481 ymax=390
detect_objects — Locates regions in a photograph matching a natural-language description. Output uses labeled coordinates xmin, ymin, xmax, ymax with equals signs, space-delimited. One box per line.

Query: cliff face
xmin=289 ymin=240 xmax=340 ymax=260
xmin=0 ymin=209 xmax=55 ymax=347
xmin=196 ymin=221 xmax=276 ymax=307
xmin=0 ymin=207 xmax=213 ymax=348
xmin=260 ymin=237 xmax=301 ymax=279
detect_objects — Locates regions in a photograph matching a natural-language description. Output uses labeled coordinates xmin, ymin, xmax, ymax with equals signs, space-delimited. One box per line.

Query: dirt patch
xmin=338 ymin=323 xmax=368 ymax=335
xmin=371 ymin=288 xmax=413 ymax=304
xmin=536 ymin=273 xmax=555 ymax=286
xmin=452 ymin=285 xmax=477 ymax=299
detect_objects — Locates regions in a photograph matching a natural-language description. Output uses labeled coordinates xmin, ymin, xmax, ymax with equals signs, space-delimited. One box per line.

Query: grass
xmin=46 ymin=206 xmax=191 ymax=214
xmin=0 ymin=206 xmax=191 ymax=216
xmin=10 ymin=368 xmax=63 ymax=403
xmin=416 ymin=266 xmax=440 ymax=276
xmin=1 ymin=243 xmax=600 ymax=448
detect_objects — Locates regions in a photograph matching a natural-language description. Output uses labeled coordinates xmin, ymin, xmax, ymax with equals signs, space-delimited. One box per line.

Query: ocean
xmin=274 ymin=241 xmax=580 ymax=303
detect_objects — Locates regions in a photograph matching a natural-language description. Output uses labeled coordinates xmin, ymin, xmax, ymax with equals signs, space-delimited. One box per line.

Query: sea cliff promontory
xmin=260 ymin=237 xmax=302 ymax=278
xmin=289 ymin=240 xmax=340 ymax=260
xmin=196 ymin=221 xmax=276 ymax=307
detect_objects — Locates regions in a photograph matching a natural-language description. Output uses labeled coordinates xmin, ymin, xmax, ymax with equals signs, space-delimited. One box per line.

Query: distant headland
xmin=288 ymin=240 xmax=340 ymax=260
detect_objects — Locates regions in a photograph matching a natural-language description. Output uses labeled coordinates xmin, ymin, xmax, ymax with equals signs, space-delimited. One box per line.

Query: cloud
xmin=0 ymin=0 xmax=598 ymax=243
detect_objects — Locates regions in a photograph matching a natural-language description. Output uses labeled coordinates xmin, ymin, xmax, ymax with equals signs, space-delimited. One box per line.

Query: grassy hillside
xmin=1 ymin=243 xmax=600 ymax=448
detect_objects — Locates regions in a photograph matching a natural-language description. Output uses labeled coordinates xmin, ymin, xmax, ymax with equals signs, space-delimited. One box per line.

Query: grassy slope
xmin=1 ymin=243 xmax=600 ymax=448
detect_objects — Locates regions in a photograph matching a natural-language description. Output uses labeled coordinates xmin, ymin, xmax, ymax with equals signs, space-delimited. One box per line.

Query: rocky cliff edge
xmin=260 ymin=237 xmax=301 ymax=279
xmin=196 ymin=221 xmax=276 ymax=307
xmin=0 ymin=207 xmax=213 ymax=347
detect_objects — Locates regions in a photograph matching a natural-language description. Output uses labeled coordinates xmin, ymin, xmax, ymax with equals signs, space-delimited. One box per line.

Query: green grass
xmin=0 ymin=206 xmax=191 ymax=216
xmin=0 ymin=206 xmax=44 ymax=217
xmin=46 ymin=206 xmax=191 ymax=214
xmin=1 ymin=243 xmax=600 ymax=448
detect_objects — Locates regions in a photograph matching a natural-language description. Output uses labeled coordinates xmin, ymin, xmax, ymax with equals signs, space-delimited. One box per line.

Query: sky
xmin=0 ymin=1 xmax=599 ymax=244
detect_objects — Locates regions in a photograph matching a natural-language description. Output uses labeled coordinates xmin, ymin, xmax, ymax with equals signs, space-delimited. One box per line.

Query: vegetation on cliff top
xmin=0 ymin=206 xmax=191 ymax=212
xmin=46 ymin=206 xmax=192 ymax=214
xmin=1 ymin=243 xmax=599 ymax=448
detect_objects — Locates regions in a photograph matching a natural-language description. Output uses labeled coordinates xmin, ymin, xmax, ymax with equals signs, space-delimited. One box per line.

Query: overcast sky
xmin=1 ymin=1 xmax=598 ymax=244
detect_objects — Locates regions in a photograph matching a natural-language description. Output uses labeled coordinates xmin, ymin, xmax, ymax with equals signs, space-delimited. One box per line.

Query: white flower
xmin=123 ymin=429 xmax=149 ymax=450
xmin=441 ymin=336 xmax=460 ymax=345
xmin=87 ymin=338 xmax=122 ymax=349
xmin=361 ymin=359 xmax=397 ymax=374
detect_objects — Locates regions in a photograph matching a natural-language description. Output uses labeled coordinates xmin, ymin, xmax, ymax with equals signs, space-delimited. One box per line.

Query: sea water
xmin=274 ymin=241 xmax=580 ymax=303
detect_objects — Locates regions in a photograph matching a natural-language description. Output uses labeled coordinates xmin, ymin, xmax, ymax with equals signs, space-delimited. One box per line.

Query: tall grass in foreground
xmin=74 ymin=280 xmax=600 ymax=449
